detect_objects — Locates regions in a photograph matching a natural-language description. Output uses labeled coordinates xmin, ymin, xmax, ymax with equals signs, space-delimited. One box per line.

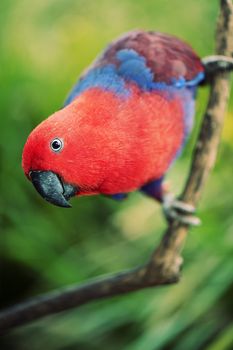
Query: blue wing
xmin=64 ymin=30 xmax=205 ymax=106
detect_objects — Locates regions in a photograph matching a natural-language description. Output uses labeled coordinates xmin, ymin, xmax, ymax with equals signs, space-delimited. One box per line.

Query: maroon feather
xmin=87 ymin=30 xmax=204 ymax=84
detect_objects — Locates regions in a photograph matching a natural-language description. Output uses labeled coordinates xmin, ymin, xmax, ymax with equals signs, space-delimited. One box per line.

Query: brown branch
xmin=0 ymin=0 xmax=232 ymax=334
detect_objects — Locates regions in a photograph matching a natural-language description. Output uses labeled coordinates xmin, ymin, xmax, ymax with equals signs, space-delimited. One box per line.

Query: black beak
xmin=29 ymin=170 xmax=77 ymax=208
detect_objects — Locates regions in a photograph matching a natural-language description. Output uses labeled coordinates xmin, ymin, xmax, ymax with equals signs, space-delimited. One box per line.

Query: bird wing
xmin=64 ymin=30 xmax=204 ymax=106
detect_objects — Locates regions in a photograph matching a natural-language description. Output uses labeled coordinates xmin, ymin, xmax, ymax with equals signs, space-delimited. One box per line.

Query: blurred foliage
xmin=0 ymin=0 xmax=233 ymax=349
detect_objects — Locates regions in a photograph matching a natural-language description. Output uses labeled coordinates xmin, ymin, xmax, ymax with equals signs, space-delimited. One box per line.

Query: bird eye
xmin=50 ymin=138 xmax=63 ymax=152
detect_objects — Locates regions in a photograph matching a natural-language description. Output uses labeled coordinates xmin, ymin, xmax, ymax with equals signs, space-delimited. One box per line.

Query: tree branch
xmin=0 ymin=0 xmax=232 ymax=334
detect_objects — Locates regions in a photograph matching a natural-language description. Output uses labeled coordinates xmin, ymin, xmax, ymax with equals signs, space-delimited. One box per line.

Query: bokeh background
xmin=0 ymin=0 xmax=233 ymax=349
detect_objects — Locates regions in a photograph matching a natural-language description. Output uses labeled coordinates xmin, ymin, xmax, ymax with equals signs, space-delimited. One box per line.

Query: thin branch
xmin=0 ymin=0 xmax=232 ymax=334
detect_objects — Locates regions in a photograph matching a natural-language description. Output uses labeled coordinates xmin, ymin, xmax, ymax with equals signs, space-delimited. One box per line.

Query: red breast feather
xmin=23 ymin=85 xmax=185 ymax=195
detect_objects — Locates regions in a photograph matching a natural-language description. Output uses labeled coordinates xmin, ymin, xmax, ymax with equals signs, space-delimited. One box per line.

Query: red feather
xmin=22 ymin=84 xmax=185 ymax=195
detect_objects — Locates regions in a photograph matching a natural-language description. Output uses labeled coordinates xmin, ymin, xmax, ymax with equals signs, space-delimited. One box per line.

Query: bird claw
xmin=162 ymin=193 xmax=201 ymax=226
xmin=202 ymin=55 xmax=233 ymax=78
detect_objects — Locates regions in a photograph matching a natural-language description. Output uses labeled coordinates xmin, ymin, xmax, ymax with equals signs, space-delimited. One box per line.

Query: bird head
xmin=22 ymin=89 xmax=117 ymax=207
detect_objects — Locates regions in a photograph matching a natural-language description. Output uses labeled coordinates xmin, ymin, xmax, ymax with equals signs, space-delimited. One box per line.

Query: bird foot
xmin=202 ymin=55 xmax=233 ymax=76
xmin=162 ymin=193 xmax=201 ymax=226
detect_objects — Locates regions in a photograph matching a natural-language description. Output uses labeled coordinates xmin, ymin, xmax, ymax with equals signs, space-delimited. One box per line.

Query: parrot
xmin=22 ymin=30 xmax=206 ymax=224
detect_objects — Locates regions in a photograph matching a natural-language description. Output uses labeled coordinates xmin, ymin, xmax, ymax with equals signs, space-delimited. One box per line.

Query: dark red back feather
xmin=89 ymin=30 xmax=204 ymax=84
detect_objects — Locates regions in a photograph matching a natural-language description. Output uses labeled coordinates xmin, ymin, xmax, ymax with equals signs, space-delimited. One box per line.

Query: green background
xmin=0 ymin=0 xmax=233 ymax=349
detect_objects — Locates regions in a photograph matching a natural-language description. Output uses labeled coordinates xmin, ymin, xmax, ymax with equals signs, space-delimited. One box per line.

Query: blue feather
xmin=64 ymin=49 xmax=204 ymax=106
xmin=140 ymin=177 xmax=163 ymax=200
xmin=110 ymin=193 xmax=128 ymax=200
xmin=64 ymin=65 xmax=130 ymax=106
xmin=117 ymin=49 xmax=154 ymax=89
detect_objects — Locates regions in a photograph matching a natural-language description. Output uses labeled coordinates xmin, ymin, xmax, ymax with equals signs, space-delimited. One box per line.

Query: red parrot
xmin=22 ymin=31 xmax=205 ymax=221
